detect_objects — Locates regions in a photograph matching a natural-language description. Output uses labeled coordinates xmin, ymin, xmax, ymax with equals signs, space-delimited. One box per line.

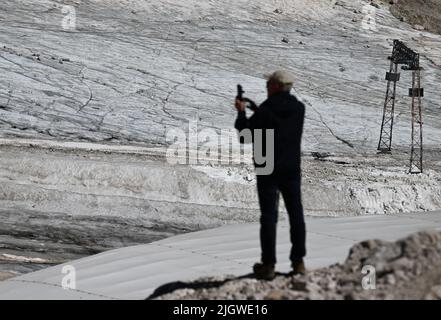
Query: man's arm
xmin=234 ymin=110 xmax=249 ymax=131
xmin=234 ymin=99 xmax=267 ymax=131
xmin=234 ymin=101 xmax=269 ymax=145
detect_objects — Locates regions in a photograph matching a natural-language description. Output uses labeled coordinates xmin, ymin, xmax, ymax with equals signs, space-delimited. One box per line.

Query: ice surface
xmin=1 ymin=0 xmax=440 ymax=152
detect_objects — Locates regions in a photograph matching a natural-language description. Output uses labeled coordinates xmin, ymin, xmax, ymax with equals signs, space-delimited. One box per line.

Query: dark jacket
xmin=235 ymin=91 xmax=305 ymax=178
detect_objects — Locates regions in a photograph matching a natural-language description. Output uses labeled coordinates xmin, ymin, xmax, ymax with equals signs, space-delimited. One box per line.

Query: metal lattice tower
xmin=409 ymin=69 xmax=424 ymax=174
xmin=378 ymin=59 xmax=399 ymax=151
xmin=378 ymin=40 xmax=424 ymax=174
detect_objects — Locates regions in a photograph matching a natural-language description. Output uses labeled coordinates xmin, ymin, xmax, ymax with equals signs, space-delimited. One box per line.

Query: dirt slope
xmin=390 ymin=0 xmax=441 ymax=34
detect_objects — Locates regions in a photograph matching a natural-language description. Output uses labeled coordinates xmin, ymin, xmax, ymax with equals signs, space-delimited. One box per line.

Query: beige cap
xmin=264 ymin=70 xmax=295 ymax=85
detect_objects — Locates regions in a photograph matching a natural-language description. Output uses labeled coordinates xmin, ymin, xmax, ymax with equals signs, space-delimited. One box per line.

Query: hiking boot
xmin=253 ymin=263 xmax=276 ymax=280
xmin=291 ymin=260 xmax=306 ymax=275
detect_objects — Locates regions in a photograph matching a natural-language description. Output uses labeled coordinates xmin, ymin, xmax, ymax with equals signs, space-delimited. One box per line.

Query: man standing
xmin=235 ymin=70 xmax=306 ymax=280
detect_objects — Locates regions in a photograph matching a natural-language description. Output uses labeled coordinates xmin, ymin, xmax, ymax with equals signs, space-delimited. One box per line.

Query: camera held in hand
xmin=236 ymin=85 xmax=258 ymax=112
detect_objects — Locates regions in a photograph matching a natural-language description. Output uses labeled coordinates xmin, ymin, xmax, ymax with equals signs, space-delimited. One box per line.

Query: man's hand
xmin=235 ymin=99 xmax=246 ymax=112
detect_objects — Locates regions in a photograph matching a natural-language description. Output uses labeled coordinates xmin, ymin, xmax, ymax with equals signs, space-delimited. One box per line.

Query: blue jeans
xmin=256 ymin=174 xmax=306 ymax=265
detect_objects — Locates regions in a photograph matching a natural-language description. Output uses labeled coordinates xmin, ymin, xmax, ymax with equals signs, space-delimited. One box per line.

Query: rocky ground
xmin=389 ymin=0 xmax=441 ymax=34
xmin=151 ymin=230 xmax=441 ymax=300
